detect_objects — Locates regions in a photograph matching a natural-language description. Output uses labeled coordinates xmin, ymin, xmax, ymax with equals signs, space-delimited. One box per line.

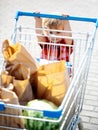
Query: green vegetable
xmin=23 ymin=99 xmax=60 ymax=130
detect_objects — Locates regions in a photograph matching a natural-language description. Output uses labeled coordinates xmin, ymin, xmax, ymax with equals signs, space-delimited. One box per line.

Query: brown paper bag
xmin=6 ymin=63 xmax=30 ymax=80
xmin=0 ymin=71 xmax=13 ymax=86
xmin=0 ymin=87 xmax=25 ymax=129
xmin=13 ymin=78 xmax=34 ymax=105
xmin=36 ymin=60 xmax=70 ymax=106
xmin=2 ymin=39 xmax=39 ymax=74
xmin=0 ymin=67 xmax=34 ymax=105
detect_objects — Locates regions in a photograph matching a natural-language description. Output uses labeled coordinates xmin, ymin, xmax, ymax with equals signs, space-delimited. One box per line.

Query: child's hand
xmin=62 ymin=14 xmax=69 ymax=17
xmin=33 ymin=11 xmax=41 ymax=21
xmin=61 ymin=14 xmax=69 ymax=22
xmin=34 ymin=11 xmax=43 ymax=29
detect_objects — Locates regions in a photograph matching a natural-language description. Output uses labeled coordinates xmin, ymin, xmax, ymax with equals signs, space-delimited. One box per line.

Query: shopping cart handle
xmin=43 ymin=107 xmax=62 ymax=118
xmin=15 ymin=11 xmax=98 ymax=25
xmin=0 ymin=101 xmax=5 ymax=111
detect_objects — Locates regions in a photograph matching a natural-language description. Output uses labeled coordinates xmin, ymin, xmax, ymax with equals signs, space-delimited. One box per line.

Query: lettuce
xmin=23 ymin=99 xmax=60 ymax=130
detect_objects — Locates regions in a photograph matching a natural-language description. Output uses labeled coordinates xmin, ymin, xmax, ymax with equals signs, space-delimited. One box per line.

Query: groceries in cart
xmin=0 ymin=39 xmax=70 ymax=129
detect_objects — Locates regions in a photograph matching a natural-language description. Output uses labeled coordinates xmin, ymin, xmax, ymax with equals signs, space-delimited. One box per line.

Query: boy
xmin=35 ymin=13 xmax=73 ymax=61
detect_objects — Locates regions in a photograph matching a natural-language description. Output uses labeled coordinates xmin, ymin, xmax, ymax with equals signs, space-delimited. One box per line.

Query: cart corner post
xmin=15 ymin=11 xmax=21 ymax=21
xmin=15 ymin=11 xmax=26 ymax=21
xmin=96 ymin=18 xmax=98 ymax=28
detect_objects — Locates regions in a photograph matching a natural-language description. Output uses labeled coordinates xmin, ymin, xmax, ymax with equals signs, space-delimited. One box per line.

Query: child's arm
xmin=63 ymin=20 xmax=73 ymax=45
xmin=35 ymin=17 xmax=42 ymax=34
xmin=62 ymin=14 xmax=73 ymax=45
xmin=35 ymin=16 xmax=46 ymax=43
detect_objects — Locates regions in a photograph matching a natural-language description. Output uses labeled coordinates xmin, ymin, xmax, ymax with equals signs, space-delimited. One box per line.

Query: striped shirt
xmin=39 ymin=37 xmax=74 ymax=62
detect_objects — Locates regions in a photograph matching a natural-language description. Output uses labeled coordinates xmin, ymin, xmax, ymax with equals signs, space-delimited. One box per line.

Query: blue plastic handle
xmin=0 ymin=102 xmax=5 ymax=111
xmin=43 ymin=107 xmax=62 ymax=118
xmin=15 ymin=11 xmax=98 ymax=26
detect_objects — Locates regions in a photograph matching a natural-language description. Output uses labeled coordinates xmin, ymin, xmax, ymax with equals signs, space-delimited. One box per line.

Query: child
xmin=34 ymin=13 xmax=74 ymax=62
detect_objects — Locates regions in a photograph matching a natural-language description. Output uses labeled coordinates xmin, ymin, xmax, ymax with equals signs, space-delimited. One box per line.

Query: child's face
xmin=45 ymin=25 xmax=64 ymax=43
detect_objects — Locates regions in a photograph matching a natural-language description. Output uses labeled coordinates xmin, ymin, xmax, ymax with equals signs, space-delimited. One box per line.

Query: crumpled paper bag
xmin=0 ymin=68 xmax=34 ymax=105
xmin=0 ymin=71 xmax=13 ymax=87
xmin=0 ymin=87 xmax=25 ymax=129
xmin=36 ymin=60 xmax=70 ymax=106
xmin=13 ymin=78 xmax=34 ymax=105
xmin=2 ymin=39 xmax=39 ymax=74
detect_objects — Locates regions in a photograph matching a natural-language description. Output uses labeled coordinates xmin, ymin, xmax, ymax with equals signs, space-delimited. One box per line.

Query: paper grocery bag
xmin=13 ymin=78 xmax=34 ymax=105
xmin=0 ymin=71 xmax=13 ymax=86
xmin=6 ymin=63 xmax=30 ymax=80
xmin=36 ymin=60 xmax=70 ymax=106
xmin=7 ymin=63 xmax=34 ymax=105
xmin=0 ymin=65 xmax=34 ymax=105
xmin=0 ymin=87 xmax=25 ymax=129
xmin=2 ymin=39 xmax=39 ymax=74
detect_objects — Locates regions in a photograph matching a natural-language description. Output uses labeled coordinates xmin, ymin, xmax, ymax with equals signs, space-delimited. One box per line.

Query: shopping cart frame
xmin=0 ymin=11 xmax=98 ymax=130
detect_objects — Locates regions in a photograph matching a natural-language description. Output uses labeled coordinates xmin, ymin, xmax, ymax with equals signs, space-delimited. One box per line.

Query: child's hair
xmin=43 ymin=18 xmax=64 ymax=30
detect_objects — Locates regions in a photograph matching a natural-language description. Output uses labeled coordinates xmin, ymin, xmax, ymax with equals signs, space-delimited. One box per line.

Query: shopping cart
xmin=0 ymin=11 xmax=98 ymax=130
